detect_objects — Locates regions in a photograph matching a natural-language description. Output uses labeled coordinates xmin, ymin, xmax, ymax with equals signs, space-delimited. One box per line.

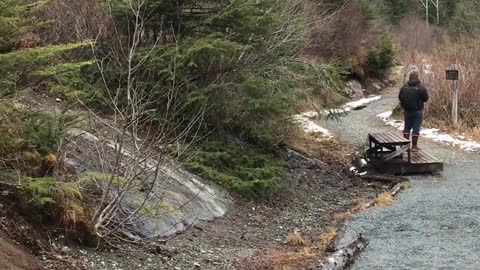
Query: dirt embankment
xmin=0 ymin=92 xmax=386 ymax=270
xmin=70 ymin=135 xmax=382 ymax=270
xmin=0 ymin=230 xmax=41 ymax=270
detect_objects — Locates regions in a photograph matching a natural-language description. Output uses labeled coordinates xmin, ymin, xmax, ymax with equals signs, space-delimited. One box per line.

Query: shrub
xmin=421 ymin=38 xmax=480 ymax=130
xmin=185 ymin=140 xmax=286 ymax=198
xmin=0 ymin=170 xmax=94 ymax=243
xmin=0 ymin=102 xmax=82 ymax=175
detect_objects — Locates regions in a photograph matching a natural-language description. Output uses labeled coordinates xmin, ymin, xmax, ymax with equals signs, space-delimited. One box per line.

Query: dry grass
xmin=396 ymin=21 xmax=480 ymax=135
xmin=240 ymin=248 xmax=317 ymax=270
xmin=239 ymin=200 xmax=378 ymax=269
xmin=285 ymin=130 xmax=352 ymax=168
xmin=242 ymin=226 xmax=341 ymax=269
xmin=319 ymin=227 xmax=337 ymax=247
xmin=350 ymin=198 xmax=369 ymax=213
xmin=333 ymin=210 xmax=352 ymax=221
xmin=373 ymin=192 xmax=394 ymax=206
xmin=402 ymin=180 xmax=412 ymax=189
xmin=287 ymin=233 xmax=310 ymax=247
xmin=394 ymin=15 xmax=437 ymax=64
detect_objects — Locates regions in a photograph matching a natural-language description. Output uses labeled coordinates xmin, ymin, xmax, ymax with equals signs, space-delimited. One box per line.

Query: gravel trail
xmin=320 ymin=89 xmax=480 ymax=270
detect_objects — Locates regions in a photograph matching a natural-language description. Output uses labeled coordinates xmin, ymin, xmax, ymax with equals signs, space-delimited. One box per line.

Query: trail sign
xmin=447 ymin=66 xmax=459 ymax=127
xmin=446 ymin=70 xmax=459 ymax=81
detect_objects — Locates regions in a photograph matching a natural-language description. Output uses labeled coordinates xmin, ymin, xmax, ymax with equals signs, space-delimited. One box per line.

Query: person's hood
xmin=408 ymin=79 xmax=421 ymax=86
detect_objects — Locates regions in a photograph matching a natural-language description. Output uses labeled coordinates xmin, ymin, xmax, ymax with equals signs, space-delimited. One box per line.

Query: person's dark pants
xmin=403 ymin=110 xmax=423 ymax=136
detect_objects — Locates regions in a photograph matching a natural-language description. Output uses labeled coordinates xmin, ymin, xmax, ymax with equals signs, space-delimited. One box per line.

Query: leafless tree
xmin=74 ymin=0 xmax=205 ymax=240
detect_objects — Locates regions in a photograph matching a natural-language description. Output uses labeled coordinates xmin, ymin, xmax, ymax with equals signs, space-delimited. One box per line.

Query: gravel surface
xmin=321 ymin=88 xmax=480 ymax=270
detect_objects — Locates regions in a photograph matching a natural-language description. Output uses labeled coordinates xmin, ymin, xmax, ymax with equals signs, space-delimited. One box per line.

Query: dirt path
xmin=320 ymin=89 xmax=480 ymax=269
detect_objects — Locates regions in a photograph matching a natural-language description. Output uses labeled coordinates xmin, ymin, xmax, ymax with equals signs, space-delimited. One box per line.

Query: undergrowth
xmin=185 ymin=140 xmax=286 ymax=198
xmin=0 ymin=169 xmax=94 ymax=243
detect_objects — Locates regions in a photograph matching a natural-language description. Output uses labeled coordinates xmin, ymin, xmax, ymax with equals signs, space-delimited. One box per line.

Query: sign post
xmin=446 ymin=66 xmax=459 ymax=127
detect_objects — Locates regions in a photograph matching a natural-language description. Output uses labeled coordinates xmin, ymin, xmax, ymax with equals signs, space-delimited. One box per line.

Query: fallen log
xmin=360 ymin=174 xmax=408 ymax=184
xmin=390 ymin=183 xmax=403 ymax=197
xmin=319 ymin=234 xmax=368 ymax=270
xmin=319 ymin=182 xmax=404 ymax=269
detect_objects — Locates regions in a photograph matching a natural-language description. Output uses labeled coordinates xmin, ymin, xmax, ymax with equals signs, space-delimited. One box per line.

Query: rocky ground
xmin=0 ymin=134 xmax=384 ymax=270
xmin=67 ymin=143 xmax=381 ymax=270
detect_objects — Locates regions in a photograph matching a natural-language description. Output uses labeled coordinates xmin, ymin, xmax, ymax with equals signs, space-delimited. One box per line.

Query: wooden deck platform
xmin=369 ymin=149 xmax=444 ymax=174
xmin=367 ymin=132 xmax=444 ymax=175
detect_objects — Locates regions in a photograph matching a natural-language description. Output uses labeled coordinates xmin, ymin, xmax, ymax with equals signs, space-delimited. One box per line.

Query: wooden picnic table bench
xmin=368 ymin=131 xmax=411 ymax=162
xmin=367 ymin=131 xmax=444 ymax=175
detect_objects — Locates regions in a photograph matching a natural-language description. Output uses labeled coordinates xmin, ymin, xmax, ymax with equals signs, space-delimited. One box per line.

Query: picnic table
xmin=366 ymin=131 xmax=443 ymax=174
xmin=368 ymin=131 xmax=411 ymax=162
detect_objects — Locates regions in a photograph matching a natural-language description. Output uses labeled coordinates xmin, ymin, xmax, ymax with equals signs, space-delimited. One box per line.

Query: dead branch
xmin=319 ymin=234 xmax=368 ymax=270
xmin=360 ymin=174 xmax=409 ymax=184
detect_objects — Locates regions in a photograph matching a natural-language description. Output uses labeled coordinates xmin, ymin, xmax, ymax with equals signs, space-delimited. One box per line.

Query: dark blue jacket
xmin=399 ymin=79 xmax=429 ymax=111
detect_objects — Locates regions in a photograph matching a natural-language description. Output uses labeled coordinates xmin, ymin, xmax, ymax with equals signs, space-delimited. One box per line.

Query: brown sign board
xmin=446 ymin=70 xmax=459 ymax=80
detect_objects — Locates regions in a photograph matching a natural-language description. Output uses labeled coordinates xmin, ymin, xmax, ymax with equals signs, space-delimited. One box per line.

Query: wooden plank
xmin=377 ymin=133 xmax=391 ymax=144
xmin=410 ymin=151 xmax=441 ymax=164
xmin=369 ymin=132 xmax=409 ymax=145
xmin=369 ymin=134 xmax=380 ymax=144
xmin=368 ymin=149 xmax=443 ymax=175
xmin=382 ymin=145 xmax=410 ymax=161
xmin=380 ymin=132 xmax=393 ymax=143
xmin=386 ymin=132 xmax=410 ymax=143
xmin=421 ymin=151 xmax=441 ymax=162
xmin=370 ymin=158 xmax=443 ymax=174
xmin=372 ymin=133 xmax=387 ymax=143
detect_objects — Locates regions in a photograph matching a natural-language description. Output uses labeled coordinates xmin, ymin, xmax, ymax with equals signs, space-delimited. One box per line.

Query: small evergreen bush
xmin=185 ymin=140 xmax=286 ymax=198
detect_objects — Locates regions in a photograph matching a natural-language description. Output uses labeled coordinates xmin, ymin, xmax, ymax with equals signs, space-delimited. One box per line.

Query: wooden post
xmin=446 ymin=66 xmax=459 ymax=127
xmin=452 ymin=81 xmax=458 ymax=127
xmin=452 ymin=64 xmax=459 ymax=127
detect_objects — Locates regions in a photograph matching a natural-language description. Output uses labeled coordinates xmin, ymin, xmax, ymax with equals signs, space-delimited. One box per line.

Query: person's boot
xmin=412 ymin=135 xmax=420 ymax=152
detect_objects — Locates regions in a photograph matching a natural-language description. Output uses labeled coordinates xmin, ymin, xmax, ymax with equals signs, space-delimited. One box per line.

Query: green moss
xmin=78 ymin=172 xmax=142 ymax=190
xmin=185 ymin=140 xmax=286 ymax=198
xmin=21 ymin=176 xmax=83 ymax=208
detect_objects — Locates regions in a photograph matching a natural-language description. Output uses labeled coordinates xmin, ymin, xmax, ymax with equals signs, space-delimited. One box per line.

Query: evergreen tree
xmin=383 ymin=0 xmax=416 ymax=24
xmin=104 ymin=0 xmax=344 ymax=146
xmin=0 ymin=0 xmax=92 ymax=98
xmin=448 ymin=0 xmax=480 ymax=35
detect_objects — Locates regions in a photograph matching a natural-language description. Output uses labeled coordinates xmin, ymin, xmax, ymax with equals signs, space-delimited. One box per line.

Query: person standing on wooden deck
xmin=399 ymin=71 xmax=429 ymax=152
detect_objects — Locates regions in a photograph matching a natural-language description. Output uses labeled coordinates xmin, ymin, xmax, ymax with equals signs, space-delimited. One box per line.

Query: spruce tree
xmin=106 ymin=0 xmax=340 ymax=146
xmin=0 ymin=0 xmax=92 ymax=98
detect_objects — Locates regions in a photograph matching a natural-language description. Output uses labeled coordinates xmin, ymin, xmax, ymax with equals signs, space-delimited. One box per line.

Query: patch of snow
xmin=69 ymin=129 xmax=100 ymax=143
xmin=377 ymin=111 xmax=480 ymax=152
xmin=293 ymin=113 xmax=332 ymax=139
xmin=344 ymin=96 xmax=381 ymax=110
xmin=360 ymin=159 xmax=368 ymax=166
xmin=294 ymin=96 xmax=382 ymax=140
